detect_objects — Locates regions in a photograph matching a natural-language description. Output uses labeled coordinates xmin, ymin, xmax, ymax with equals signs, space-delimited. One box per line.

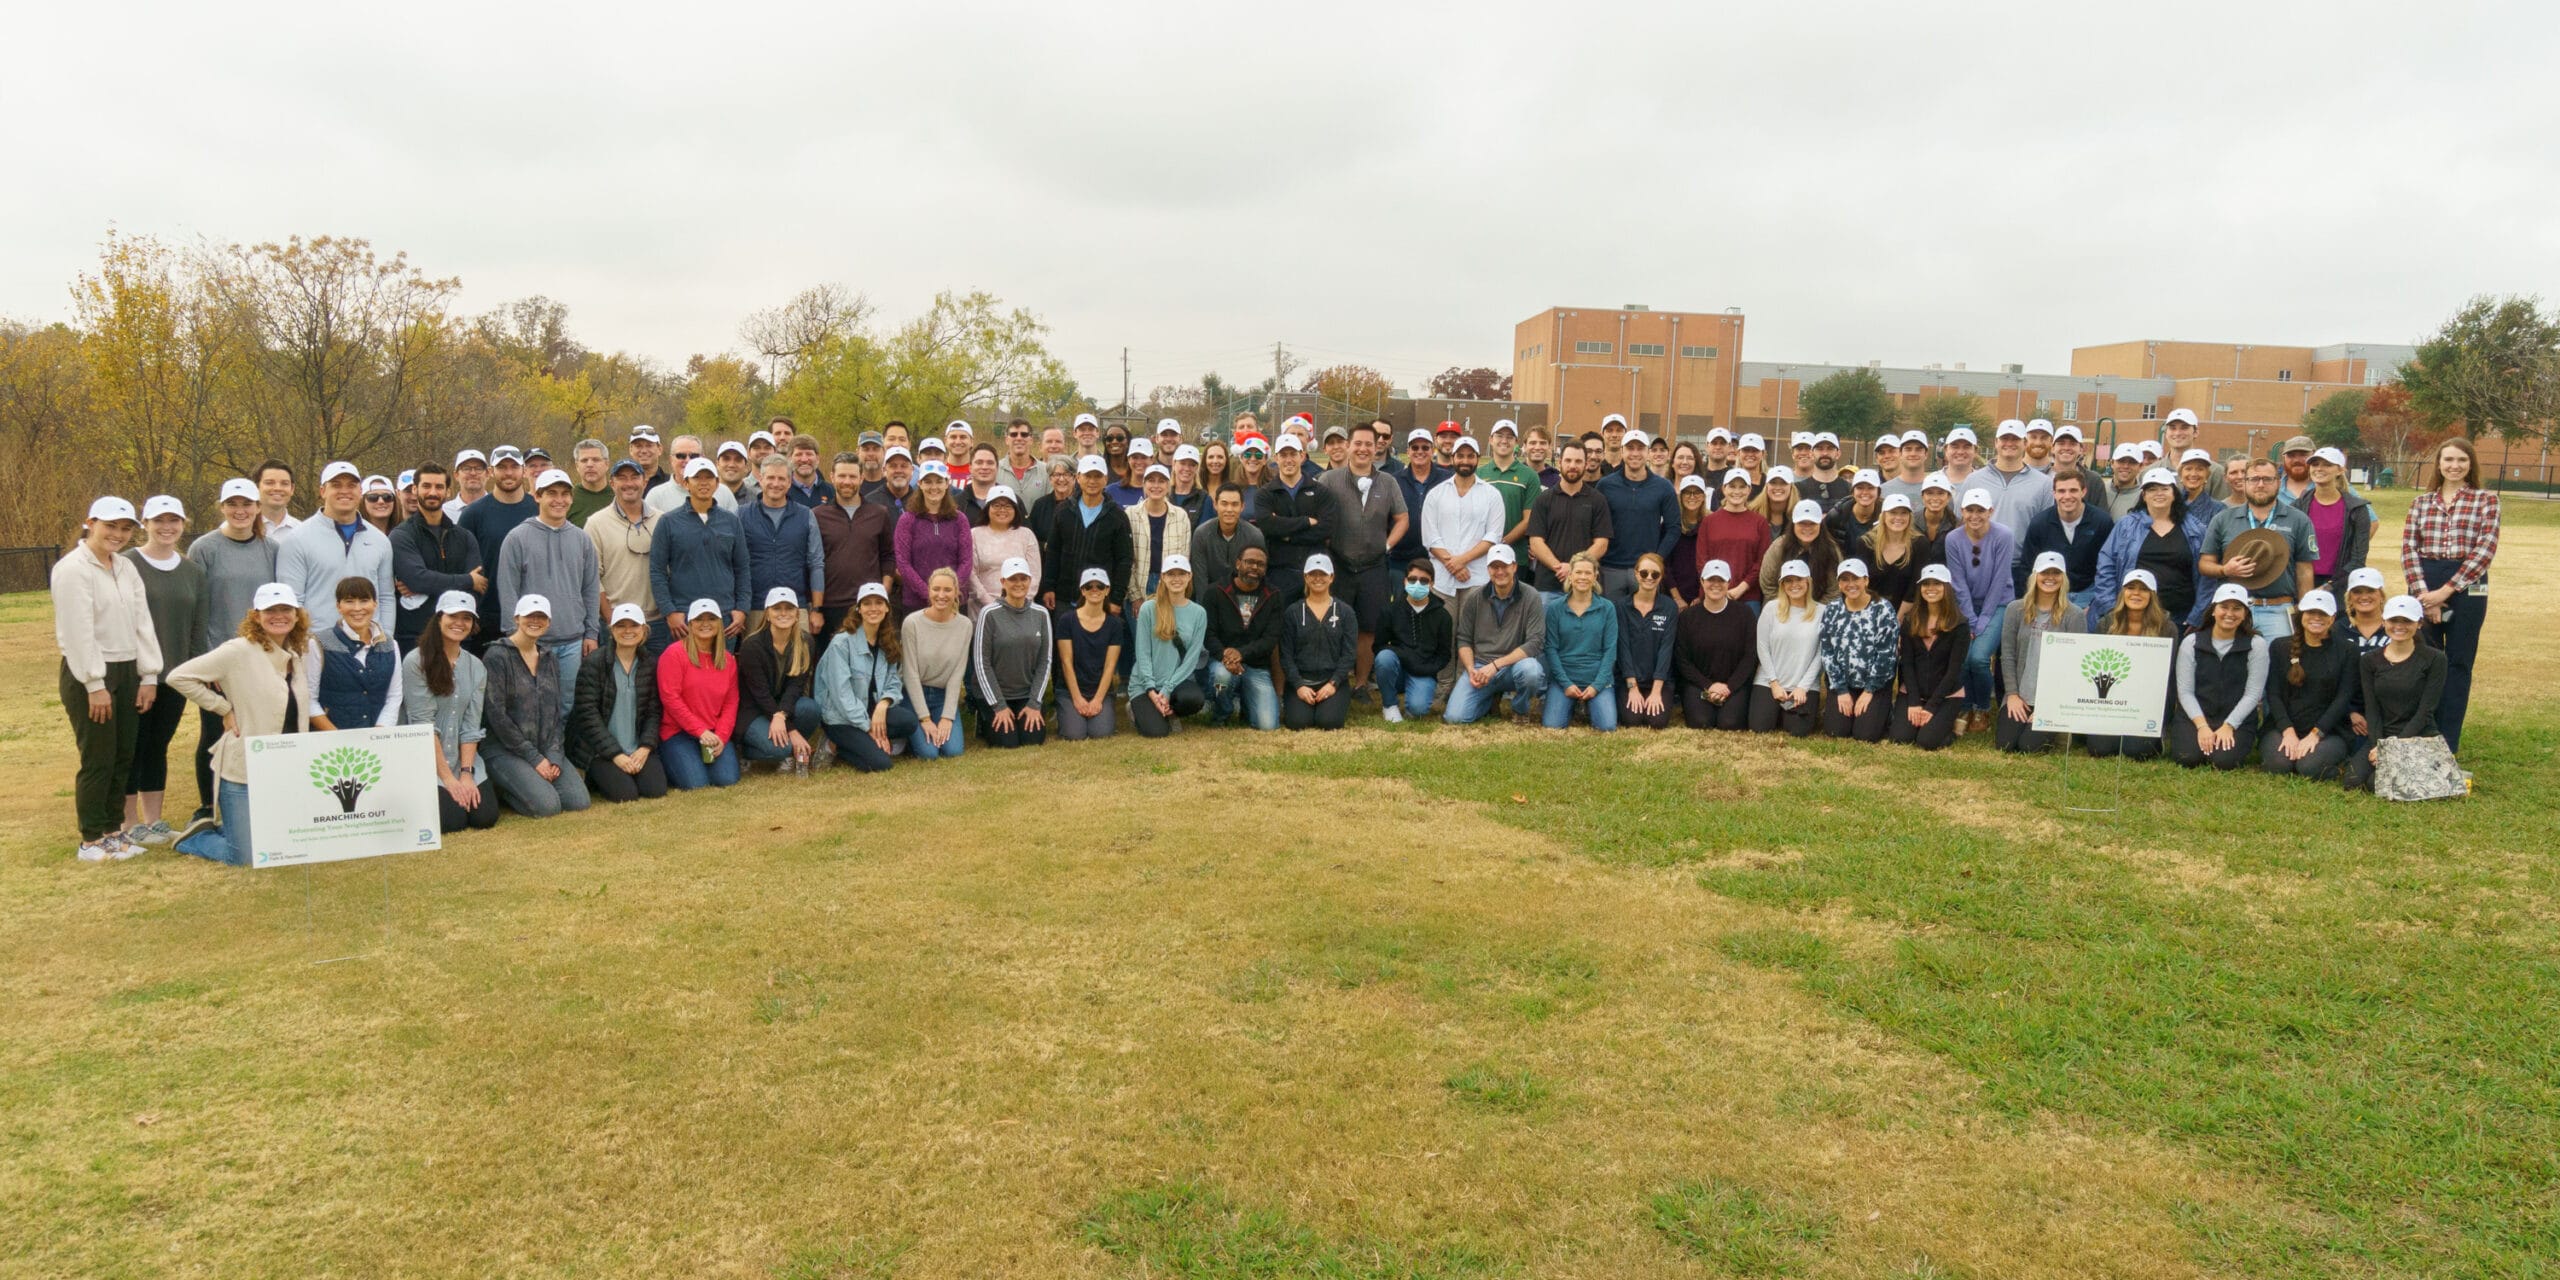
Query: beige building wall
xmin=1514 ymin=307 xmax=1744 ymax=442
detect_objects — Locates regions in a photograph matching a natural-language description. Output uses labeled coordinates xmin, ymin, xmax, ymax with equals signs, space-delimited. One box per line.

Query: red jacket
xmin=1698 ymin=510 xmax=1775 ymax=602
xmin=656 ymin=641 xmax=739 ymax=741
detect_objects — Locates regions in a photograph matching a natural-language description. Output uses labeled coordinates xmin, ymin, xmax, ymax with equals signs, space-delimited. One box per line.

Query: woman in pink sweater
xmin=895 ymin=463 xmax=974 ymax=614
xmin=656 ymin=599 xmax=741 ymax=789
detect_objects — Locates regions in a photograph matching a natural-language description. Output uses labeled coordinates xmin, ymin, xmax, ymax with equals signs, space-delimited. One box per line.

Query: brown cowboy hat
xmin=2220 ymin=527 xmax=2292 ymax=592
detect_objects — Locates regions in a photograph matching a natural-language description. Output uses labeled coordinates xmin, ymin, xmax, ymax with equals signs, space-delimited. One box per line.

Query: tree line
xmin=0 ymin=233 xmax=1091 ymax=549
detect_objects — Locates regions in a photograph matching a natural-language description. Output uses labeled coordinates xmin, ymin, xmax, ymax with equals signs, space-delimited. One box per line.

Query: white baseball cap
xmin=1815 ymin=432 xmax=1840 ymax=446
xmin=1852 ymin=468 xmax=1881 ymax=487
xmin=534 ymin=468 xmax=572 ymax=491
xmin=609 ymin=603 xmax=647 ymax=627
xmin=1837 ymin=557 xmax=1869 ymax=578
xmin=2346 ymin=567 xmax=2386 ymax=592
xmin=1162 ymin=553 xmax=1192 ymax=574
xmin=1737 ymin=433 xmax=1767 ymax=451
xmin=1127 ymin=439 xmax=1155 ymax=458
xmin=1943 ymin=427 xmax=1978 ymax=446
xmin=717 ymin=440 xmax=749 ymax=458
xmin=1073 ymin=412 xmax=1100 ymax=428
xmin=1880 ymin=493 xmax=1914 ymax=513
xmin=2382 ymin=594 xmax=2424 ymax=622
xmin=684 ymin=458 xmax=719 ymax=479
xmin=1173 ymin=444 xmax=1201 ymax=463
xmin=2312 ymin=446 xmax=2347 ymax=467
xmin=1878 ymin=431 xmax=1906 ymax=448
xmin=1486 ymin=544 xmax=1518 ymax=566
xmin=1922 ymin=472 xmax=1954 ymax=493
xmin=2165 ymin=408 xmax=2200 ymax=427
xmin=1779 ymin=558 xmax=1812 ymax=580
xmin=687 ymin=598 xmax=724 ymax=621
xmin=514 ymin=593 xmax=553 ymax=618
xmin=1918 ymin=563 xmax=1954 ymax=585
xmin=2121 ymin=568 xmax=2159 ymax=591
xmin=2031 ymin=551 xmax=2068 ymax=576
xmin=397 ymin=469 xmax=416 ymax=489
xmin=1789 ymin=431 xmax=1814 ymax=447
xmin=884 ymin=446 xmax=914 ymax=463
xmin=2055 ymin=424 xmax=2084 ymax=442
xmin=1994 ymin=419 xmax=2027 ymax=439
xmin=141 ymin=495 xmax=185 ymax=520
xmin=1490 ymin=418 xmax=1519 ymax=436
xmin=87 ymin=496 xmax=137 ymax=523
xmin=436 ymin=589 xmax=479 ymax=616
xmin=2181 ymin=448 xmax=2215 ymax=466
xmin=748 ymin=430 xmax=777 ymax=447
xmin=1961 ymin=487 xmax=1995 ymax=510
xmin=1303 ymin=553 xmax=1335 ymax=575
xmin=1677 ymin=474 xmax=1709 ymax=495
xmin=2140 ymin=467 xmax=2178 ymax=488
xmin=454 ymin=449 xmax=487 ymax=467
xmin=362 ymin=475 xmax=395 ymax=494
xmin=321 ymin=460 xmax=361 ymax=484
xmin=1076 ymin=455 xmax=1108 ymax=475
xmin=1700 ymin=559 xmax=1732 ymax=581
xmin=1706 ymin=428 xmax=1735 ymax=443
xmin=1790 ymin=499 xmax=1823 ymax=524
xmin=762 ymin=587 xmax=799 ymax=609
xmin=628 ymin=425 xmax=659 ymax=442
xmin=914 ymin=437 xmax=946 ymax=454
xmin=2025 ymin=418 xmax=2054 ymax=436
xmin=1450 ymin=436 xmax=1482 ymax=455
xmin=220 ymin=478 xmax=260 ymax=503
xmin=1142 ymin=464 xmax=1171 ymax=480
xmin=944 ymin=419 xmax=973 ymax=436
xmin=1621 ymin=430 xmax=1651 ymax=447
xmin=1722 ymin=468 xmax=1754 ymax=487
xmin=855 ymin=582 xmax=890 ymax=604
xmin=2212 ymin=582 xmax=2253 ymax=606
xmin=1407 ymin=428 xmax=1436 ymax=445
xmin=251 ymin=582 xmax=301 ymax=611
xmin=490 ymin=445 xmax=525 ymax=463
xmin=1601 ymin=413 xmax=1628 ymax=428
xmin=1274 ymin=435 xmax=1305 ymax=454
xmin=1005 ymin=558 xmax=1036 ymax=580
xmin=2299 ymin=589 xmax=2339 ymax=615
xmin=985 ymin=484 xmax=1019 ymax=507
xmin=917 ymin=461 xmax=950 ymax=481
xmin=1154 ymin=417 xmax=1181 ymax=435
xmin=1077 ymin=567 xmax=1110 ymax=589
xmin=1765 ymin=466 xmax=1797 ymax=485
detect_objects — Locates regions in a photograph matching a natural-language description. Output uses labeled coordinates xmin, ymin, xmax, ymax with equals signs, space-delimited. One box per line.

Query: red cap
xmin=1435 ymin=420 xmax=1461 ymax=435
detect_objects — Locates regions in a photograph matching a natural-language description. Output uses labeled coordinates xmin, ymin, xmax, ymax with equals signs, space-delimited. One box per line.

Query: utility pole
xmin=1121 ymin=347 xmax=1131 ymax=414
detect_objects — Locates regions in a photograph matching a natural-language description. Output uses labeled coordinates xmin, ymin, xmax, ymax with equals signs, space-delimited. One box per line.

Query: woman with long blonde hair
xmin=1128 ymin=556 xmax=1208 ymax=737
xmin=1750 ymin=558 xmax=1821 ymax=736
xmin=737 ymin=588 xmax=820 ymax=770
xmin=2082 ymin=568 xmax=2173 ymax=761
xmin=168 ymin=582 xmax=321 ymax=864
xmin=1995 ymin=552 xmax=2086 ymax=753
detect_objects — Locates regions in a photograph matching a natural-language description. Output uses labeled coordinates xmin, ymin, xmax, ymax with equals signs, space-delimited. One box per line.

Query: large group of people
xmin=51 ymin=408 xmax=2497 ymax=862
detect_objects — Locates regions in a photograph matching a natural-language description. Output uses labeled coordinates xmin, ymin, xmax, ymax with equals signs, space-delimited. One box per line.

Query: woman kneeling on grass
xmin=483 ymin=594 xmax=591 ymax=818
xmin=1279 ymin=553 xmax=1356 ymax=731
xmin=2172 ymin=583 xmax=2267 ymax=770
xmin=1817 ymin=558 xmax=1896 ymax=742
xmin=570 ymin=603 xmax=665 ymax=803
xmin=2262 ymin=590 xmax=2356 ymax=781
xmin=1674 ymin=560 xmax=1754 ymax=730
xmin=1889 ymin=564 xmax=1966 ymax=751
xmin=1056 ymin=568 xmax=1126 ymax=741
xmin=1128 ymin=555 xmax=1208 ymax=738
xmin=972 ymin=557 xmax=1053 ymax=749
xmin=659 ymin=599 xmax=743 ymax=789
xmin=1544 ymin=553 xmax=1621 ymax=730
xmin=2083 ymin=568 xmax=2173 ymax=761
xmin=816 ymin=582 xmax=918 ymax=772
xmin=900 ymin=568 xmax=970 ymax=759
xmin=402 ymin=592 xmax=500 ymax=833
xmin=168 ymin=583 xmax=322 ymax=864
xmin=2344 ymin=595 xmax=2452 ymax=792
xmin=737 ymin=587 xmax=821 ymax=771
xmin=1996 ymin=552 xmax=2085 ymax=755
xmin=1751 ymin=559 xmax=1821 ymax=736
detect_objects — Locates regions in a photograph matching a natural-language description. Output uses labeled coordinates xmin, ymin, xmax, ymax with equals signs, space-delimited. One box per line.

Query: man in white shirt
xmin=1419 ymin=437 xmax=1508 ymax=608
xmin=644 ymin=436 xmax=741 ymax=516
xmin=255 ymin=460 xmax=302 ymax=537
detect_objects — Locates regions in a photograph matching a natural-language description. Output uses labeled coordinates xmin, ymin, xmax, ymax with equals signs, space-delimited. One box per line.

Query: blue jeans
xmin=1964 ymin=624 xmax=2002 ymax=710
xmin=2068 ymin=588 xmax=2099 ymax=611
xmin=1444 ymin=657 xmax=1548 ymax=724
xmin=660 ymin=734 xmax=741 ymax=789
xmin=909 ymin=686 xmax=965 ymax=759
xmin=546 ymin=639 xmax=585 ymax=718
xmin=176 ymin=778 xmax=253 ymax=866
xmin=1543 ymin=682 xmax=1619 ymax=730
xmin=741 ymin=696 xmax=822 ymax=761
xmin=1203 ymin=663 xmax=1279 ymax=731
xmin=2248 ymin=603 xmax=2294 ymax=642
xmin=1369 ymin=649 xmax=1439 ymax=719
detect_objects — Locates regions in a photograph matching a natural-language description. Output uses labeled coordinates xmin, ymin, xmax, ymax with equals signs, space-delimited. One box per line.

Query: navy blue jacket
xmin=2013 ymin=502 xmax=2115 ymax=595
xmin=648 ymin=502 xmax=753 ymax=620
xmin=1595 ymin=469 xmax=1680 ymax=569
xmin=1390 ymin=465 xmax=1449 ymax=567
xmin=739 ymin=499 xmax=821 ymax=606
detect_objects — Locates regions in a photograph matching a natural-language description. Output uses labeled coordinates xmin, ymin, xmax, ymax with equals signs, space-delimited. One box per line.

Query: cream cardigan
xmin=165 ymin=636 xmax=321 ymax=784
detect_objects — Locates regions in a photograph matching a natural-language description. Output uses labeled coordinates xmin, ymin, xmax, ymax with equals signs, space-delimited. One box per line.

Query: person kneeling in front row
xmin=1443 ymin=545 xmax=1547 ymax=725
xmin=571 ymin=603 xmax=668 ymax=803
xmin=2172 ymin=583 xmax=2267 ymax=770
xmin=816 ymin=582 xmax=920 ymax=772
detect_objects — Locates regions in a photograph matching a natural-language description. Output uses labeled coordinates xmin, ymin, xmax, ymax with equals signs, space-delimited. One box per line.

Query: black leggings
xmin=586 ymin=753 xmax=670 ymax=803
xmin=1994 ymin=708 xmax=2057 ymax=753
xmin=1680 ymin=685 xmax=1749 ymax=730
xmin=2083 ymin=732 xmax=2163 ymax=761
xmin=977 ymin=697 xmax=1047 ymax=748
xmin=1748 ymin=685 xmax=1819 ymax=736
xmin=1621 ymin=685 xmax=1674 ymax=730
xmin=438 ymin=785 xmax=502 ymax=833
xmin=1821 ymin=690 xmax=1891 ymax=743
xmin=125 ymin=686 xmax=190 ymax=794
xmin=1887 ymin=696 xmax=1960 ymax=751
xmin=2171 ymin=717 xmax=2260 ymax=770
xmin=1283 ymin=683 xmax=1350 ymax=730
xmin=825 ymin=705 xmax=921 ymax=772
xmin=1130 ymin=683 xmax=1206 ymax=737
xmin=2259 ymin=727 xmax=2352 ymax=781
xmin=193 ymin=707 xmax=224 ymax=811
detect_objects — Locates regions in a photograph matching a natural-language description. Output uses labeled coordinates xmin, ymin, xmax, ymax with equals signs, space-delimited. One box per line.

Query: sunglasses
xmin=1636 ymin=570 xmax=1661 ymax=580
xmin=673 ymin=452 xmax=701 ymax=461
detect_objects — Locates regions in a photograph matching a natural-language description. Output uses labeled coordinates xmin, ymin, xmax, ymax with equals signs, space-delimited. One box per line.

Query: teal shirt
xmin=1127 ymin=599 xmax=1208 ymax=696
xmin=1541 ymin=591 xmax=1620 ymax=688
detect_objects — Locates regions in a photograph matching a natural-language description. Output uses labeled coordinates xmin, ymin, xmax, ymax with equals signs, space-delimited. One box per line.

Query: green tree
xmin=679 ymin=354 xmax=768 ymax=441
xmin=1796 ymin=368 xmax=1896 ymax=439
xmin=2399 ymin=294 xmax=2560 ymax=443
xmin=2300 ymin=389 xmax=2369 ymax=455
xmin=1900 ymin=390 xmax=1986 ymax=439
xmin=1298 ymin=364 xmax=1393 ymax=417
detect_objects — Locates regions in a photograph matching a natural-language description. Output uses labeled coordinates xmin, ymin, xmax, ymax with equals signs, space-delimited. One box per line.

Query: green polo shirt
xmin=1476 ymin=458 xmax=1542 ymax=549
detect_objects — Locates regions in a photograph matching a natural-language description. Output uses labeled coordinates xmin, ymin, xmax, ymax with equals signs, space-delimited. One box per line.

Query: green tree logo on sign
xmin=308 ymin=747 xmax=384 ymax=813
xmin=2081 ymin=648 xmax=2133 ymax=700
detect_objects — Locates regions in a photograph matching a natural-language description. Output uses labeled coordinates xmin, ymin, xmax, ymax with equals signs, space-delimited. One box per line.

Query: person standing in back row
xmin=54 ymin=498 xmax=163 ymax=862
xmin=122 ymin=496 xmax=206 ymax=849
xmin=1595 ymin=430 xmax=1679 ymax=600
xmin=2398 ymin=436 xmax=2497 ymax=751
xmin=1315 ymin=423 xmax=1408 ymax=698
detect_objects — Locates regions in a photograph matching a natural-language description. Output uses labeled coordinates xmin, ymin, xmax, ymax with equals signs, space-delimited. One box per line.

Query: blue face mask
xmin=1404 ymin=581 xmax=1431 ymax=601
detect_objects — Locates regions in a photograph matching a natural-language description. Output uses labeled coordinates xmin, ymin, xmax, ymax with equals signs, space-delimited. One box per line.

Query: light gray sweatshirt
xmin=497 ymin=517 xmax=605 ymax=641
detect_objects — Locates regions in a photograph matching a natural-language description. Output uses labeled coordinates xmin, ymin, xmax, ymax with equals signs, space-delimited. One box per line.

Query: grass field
xmin=3 ymin=491 xmax=2556 ymax=1278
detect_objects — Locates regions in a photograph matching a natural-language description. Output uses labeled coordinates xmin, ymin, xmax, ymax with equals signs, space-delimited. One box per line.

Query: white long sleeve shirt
xmin=1420 ymin=477 xmax=1509 ymax=597
xmin=52 ymin=546 xmax=163 ymax=691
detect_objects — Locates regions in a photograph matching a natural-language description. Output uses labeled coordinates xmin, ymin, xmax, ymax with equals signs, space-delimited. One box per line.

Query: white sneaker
xmin=76 ymin=840 xmax=111 ymax=863
xmin=138 ymin=820 xmax=175 ymax=846
xmin=105 ymin=833 xmax=143 ymax=861
xmin=1381 ymin=705 xmax=1404 ymax=724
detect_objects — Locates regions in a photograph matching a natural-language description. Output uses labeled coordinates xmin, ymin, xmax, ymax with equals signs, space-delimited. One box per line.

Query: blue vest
xmin=314 ymin=627 xmax=396 ymax=728
xmin=739 ymin=501 xmax=814 ymax=603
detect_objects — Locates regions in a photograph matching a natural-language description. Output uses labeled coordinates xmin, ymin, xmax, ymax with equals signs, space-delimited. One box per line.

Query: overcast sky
xmin=6 ymin=1 xmax=2553 ymax=399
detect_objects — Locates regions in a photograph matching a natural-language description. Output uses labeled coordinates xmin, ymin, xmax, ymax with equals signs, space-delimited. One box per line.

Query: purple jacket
xmin=1944 ymin=520 xmax=2017 ymax=633
xmin=894 ymin=508 xmax=973 ymax=612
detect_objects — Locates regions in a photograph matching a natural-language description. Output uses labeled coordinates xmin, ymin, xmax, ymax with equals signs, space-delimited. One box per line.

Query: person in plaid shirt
xmin=2398 ymin=437 xmax=2499 ymax=750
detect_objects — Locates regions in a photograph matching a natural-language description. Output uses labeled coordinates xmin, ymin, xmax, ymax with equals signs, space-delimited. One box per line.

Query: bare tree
xmin=741 ymin=284 xmax=871 ymax=385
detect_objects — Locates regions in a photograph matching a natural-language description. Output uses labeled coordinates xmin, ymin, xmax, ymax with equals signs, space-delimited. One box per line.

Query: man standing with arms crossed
xmin=1595 ymin=430 xmax=1679 ymax=601
xmin=1524 ymin=441 xmax=1611 ymax=594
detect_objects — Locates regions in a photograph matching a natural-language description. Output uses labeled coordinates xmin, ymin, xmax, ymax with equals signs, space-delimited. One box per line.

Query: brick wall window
xmin=1575 ymin=340 xmax=1612 ymax=355
xmin=1680 ymin=345 xmax=1719 ymax=359
xmin=1628 ymin=343 xmax=1666 ymax=357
